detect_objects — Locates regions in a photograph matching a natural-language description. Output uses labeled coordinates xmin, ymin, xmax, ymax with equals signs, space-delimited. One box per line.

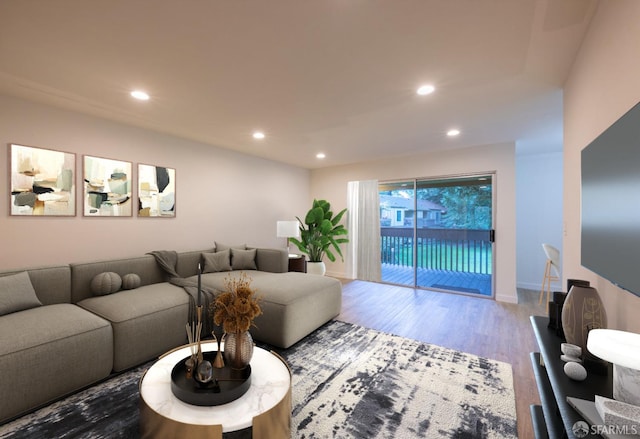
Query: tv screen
xmin=581 ymin=101 xmax=640 ymax=297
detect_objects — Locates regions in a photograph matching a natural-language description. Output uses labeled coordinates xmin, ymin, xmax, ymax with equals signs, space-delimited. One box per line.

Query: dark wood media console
xmin=530 ymin=315 xmax=613 ymax=438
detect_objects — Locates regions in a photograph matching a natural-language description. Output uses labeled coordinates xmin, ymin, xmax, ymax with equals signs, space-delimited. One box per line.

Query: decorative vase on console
xmin=561 ymin=285 xmax=607 ymax=353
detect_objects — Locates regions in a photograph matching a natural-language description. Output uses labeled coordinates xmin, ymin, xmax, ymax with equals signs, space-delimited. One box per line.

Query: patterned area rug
xmin=0 ymin=320 xmax=517 ymax=438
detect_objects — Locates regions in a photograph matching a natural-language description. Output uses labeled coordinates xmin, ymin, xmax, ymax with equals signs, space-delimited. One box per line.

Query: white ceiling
xmin=0 ymin=0 xmax=597 ymax=169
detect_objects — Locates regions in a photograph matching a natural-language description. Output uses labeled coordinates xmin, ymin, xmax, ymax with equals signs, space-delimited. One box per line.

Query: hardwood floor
xmin=336 ymin=279 xmax=547 ymax=439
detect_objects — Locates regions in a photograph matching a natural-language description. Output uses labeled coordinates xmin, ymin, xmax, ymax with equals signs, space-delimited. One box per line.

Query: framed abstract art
xmin=137 ymin=163 xmax=176 ymax=217
xmin=9 ymin=143 xmax=76 ymax=216
xmin=83 ymin=155 xmax=132 ymax=216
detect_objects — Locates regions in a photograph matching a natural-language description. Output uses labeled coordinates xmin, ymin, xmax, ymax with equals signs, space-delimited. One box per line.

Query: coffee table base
xmin=140 ymin=385 xmax=291 ymax=439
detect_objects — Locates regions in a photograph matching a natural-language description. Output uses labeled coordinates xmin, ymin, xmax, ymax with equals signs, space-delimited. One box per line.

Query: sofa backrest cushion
xmin=0 ymin=271 xmax=42 ymax=316
xmin=202 ymin=250 xmax=232 ymax=273
xmin=215 ymin=242 xmax=246 ymax=251
xmin=0 ymin=265 xmax=71 ymax=306
xmin=254 ymin=248 xmax=288 ymax=273
xmin=231 ymin=248 xmax=257 ymax=270
xmin=175 ymin=249 xmax=214 ymax=278
xmin=70 ymin=255 xmax=166 ymax=303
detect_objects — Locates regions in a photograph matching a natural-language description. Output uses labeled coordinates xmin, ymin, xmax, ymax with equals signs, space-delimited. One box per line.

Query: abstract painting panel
xmin=138 ymin=164 xmax=176 ymax=217
xmin=9 ymin=143 xmax=76 ymax=216
xmin=83 ymin=155 xmax=132 ymax=216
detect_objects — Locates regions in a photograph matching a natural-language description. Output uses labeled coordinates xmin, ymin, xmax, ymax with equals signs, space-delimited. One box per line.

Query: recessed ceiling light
xmin=252 ymin=131 xmax=265 ymax=139
xmin=130 ymin=90 xmax=150 ymax=101
xmin=316 ymin=153 xmax=326 ymax=159
xmin=447 ymin=129 xmax=461 ymax=137
xmin=416 ymin=84 xmax=435 ymax=96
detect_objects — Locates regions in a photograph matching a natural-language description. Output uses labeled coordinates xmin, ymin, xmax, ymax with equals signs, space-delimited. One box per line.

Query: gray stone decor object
xmin=560 ymin=354 xmax=582 ymax=364
xmin=595 ymin=395 xmax=640 ymax=430
xmin=564 ymin=361 xmax=588 ymax=381
xmin=561 ymin=343 xmax=582 ymax=358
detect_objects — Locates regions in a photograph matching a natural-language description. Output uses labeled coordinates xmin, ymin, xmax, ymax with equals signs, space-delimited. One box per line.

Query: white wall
xmin=0 ymin=95 xmax=310 ymax=270
xmin=310 ymin=142 xmax=517 ymax=303
xmin=516 ymin=151 xmax=563 ymax=291
xmin=563 ymin=0 xmax=640 ymax=332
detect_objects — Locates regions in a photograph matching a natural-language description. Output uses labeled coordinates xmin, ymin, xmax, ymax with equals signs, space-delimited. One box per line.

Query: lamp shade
xmin=277 ymin=220 xmax=300 ymax=238
xmin=587 ymin=328 xmax=640 ymax=405
xmin=587 ymin=329 xmax=640 ymax=371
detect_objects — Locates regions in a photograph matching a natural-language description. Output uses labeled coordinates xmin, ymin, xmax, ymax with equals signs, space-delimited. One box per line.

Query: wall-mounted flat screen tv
xmin=581 ymin=101 xmax=640 ymax=297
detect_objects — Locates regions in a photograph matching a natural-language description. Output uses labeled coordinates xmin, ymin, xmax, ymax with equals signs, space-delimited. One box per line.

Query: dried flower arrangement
xmin=211 ymin=272 xmax=262 ymax=333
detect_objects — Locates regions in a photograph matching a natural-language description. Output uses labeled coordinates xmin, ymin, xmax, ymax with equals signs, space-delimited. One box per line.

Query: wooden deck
xmin=381 ymin=263 xmax=492 ymax=296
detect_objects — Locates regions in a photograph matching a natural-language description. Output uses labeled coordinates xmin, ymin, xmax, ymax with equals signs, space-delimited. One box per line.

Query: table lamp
xmin=587 ymin=329 xmax=640 ymax=406
xmin=277 ymin=220 xmax=300 ymax=257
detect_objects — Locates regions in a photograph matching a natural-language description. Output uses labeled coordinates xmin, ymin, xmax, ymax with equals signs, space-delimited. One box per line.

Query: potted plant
xmin=289 ymin=199 xmax=349 ymax=275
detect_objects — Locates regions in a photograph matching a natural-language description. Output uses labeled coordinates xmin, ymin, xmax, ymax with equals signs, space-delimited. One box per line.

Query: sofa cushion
xmin=176 ymin=249 xmax=214 ymax=278
xmin=197 ymin=271 xmax=342 ymax=348
xmin=215 ymin=242 xmax=246 ymax=251
xmin=231 ymin=248 xmax=257 ymax=270
xmin=122 ymin=273 xmax=141 ymax=290
xmin=0 ymin=271 xmax=42 ymax=316
xmin=77 ymin=282 xmax=190 ymax=371
xmin=199 ymin=270 xmax=271 ymax=290
xmin=0 ymin=303 xmax=113 ymax=422
xmin=202 ymin=251 xmax=232 ymax=273
xmin=91 ymin=272 xmax=122 ymax=295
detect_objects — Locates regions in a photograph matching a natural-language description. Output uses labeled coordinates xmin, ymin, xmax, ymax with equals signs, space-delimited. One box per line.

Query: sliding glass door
xmin=379 ymin=180 xmax=416 ymax=287
xmin=379 ymin=175 xmax=495 ymax=297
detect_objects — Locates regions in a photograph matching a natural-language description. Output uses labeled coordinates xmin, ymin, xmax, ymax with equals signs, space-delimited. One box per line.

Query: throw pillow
xmin=91 ymin=272 xmax=122 ymax=296
xmin=202 ymin=251 xmax=232 ymax=273
xmin=0 ymin=271 xmax=42 ymax=316
xmin=215 ymin=242 xmax=247 ymax=252
xmin=122 ymin=273 xmax=141 ymax=290
xmin=231 ymin=248 xmax=257 ymax=270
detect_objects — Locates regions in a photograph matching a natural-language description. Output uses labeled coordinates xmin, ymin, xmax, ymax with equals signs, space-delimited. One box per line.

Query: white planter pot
xmin=307 ymin=261 xmax=326 ymax=276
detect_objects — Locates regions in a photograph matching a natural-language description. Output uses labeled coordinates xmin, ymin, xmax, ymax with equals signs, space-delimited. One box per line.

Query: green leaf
xmin=305 ymin=206 xmax=324 ymax=225
xmin=332 ymin=208 xmax=347 ymax=225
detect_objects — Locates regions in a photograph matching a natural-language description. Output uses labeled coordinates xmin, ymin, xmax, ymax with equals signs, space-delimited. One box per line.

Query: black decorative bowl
xmin=170 ymin=352 xmax=251 ymax=406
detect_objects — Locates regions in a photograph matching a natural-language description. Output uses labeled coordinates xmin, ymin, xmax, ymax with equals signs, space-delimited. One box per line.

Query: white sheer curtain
xmin=346 ymin=180 xmax=381 ymax=281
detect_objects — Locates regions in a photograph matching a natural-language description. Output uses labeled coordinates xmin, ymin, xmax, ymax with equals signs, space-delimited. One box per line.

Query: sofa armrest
xmin=255 ymin=248 xmax=288 ymax=273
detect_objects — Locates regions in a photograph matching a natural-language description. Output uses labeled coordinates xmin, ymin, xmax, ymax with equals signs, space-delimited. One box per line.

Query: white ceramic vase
xmin=306 ymin=261 xmax=326 ymax=276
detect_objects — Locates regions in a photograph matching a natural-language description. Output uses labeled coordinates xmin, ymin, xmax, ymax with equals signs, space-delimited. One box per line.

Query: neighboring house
xmin=379 ymin=194 xmax=446 ymax=228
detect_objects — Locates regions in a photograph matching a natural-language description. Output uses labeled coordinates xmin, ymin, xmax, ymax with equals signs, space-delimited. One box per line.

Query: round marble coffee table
xmin=139 ymin=341 xmax=291 ymax=439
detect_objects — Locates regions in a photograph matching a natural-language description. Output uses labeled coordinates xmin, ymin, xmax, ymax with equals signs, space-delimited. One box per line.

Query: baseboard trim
xmin=517 ymin=281 xmax=561 ymax=291
xmin=517 ymin=281 xmax=541 ymax=291
xmin=495 ymin=293 xmax=518 ymax=304
xmin=324 ymin=270 xmax=345 ymax=278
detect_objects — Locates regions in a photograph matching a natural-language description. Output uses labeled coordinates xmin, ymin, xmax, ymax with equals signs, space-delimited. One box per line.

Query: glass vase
xmin=224 ymin=331 xmax=254 ymax=369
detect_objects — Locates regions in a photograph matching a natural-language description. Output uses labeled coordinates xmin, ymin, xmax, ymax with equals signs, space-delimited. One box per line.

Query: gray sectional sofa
xmin=0 ymin=246 xmax=342 ymax=424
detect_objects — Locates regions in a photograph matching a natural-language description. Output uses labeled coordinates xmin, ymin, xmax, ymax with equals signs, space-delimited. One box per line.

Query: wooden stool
xmin=539 ymin=244 xmax=560 ymax=312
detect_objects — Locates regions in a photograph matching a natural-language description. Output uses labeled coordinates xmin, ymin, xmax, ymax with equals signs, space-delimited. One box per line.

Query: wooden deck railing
xmin=381 ymin=227 xmax=492 ymax=274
